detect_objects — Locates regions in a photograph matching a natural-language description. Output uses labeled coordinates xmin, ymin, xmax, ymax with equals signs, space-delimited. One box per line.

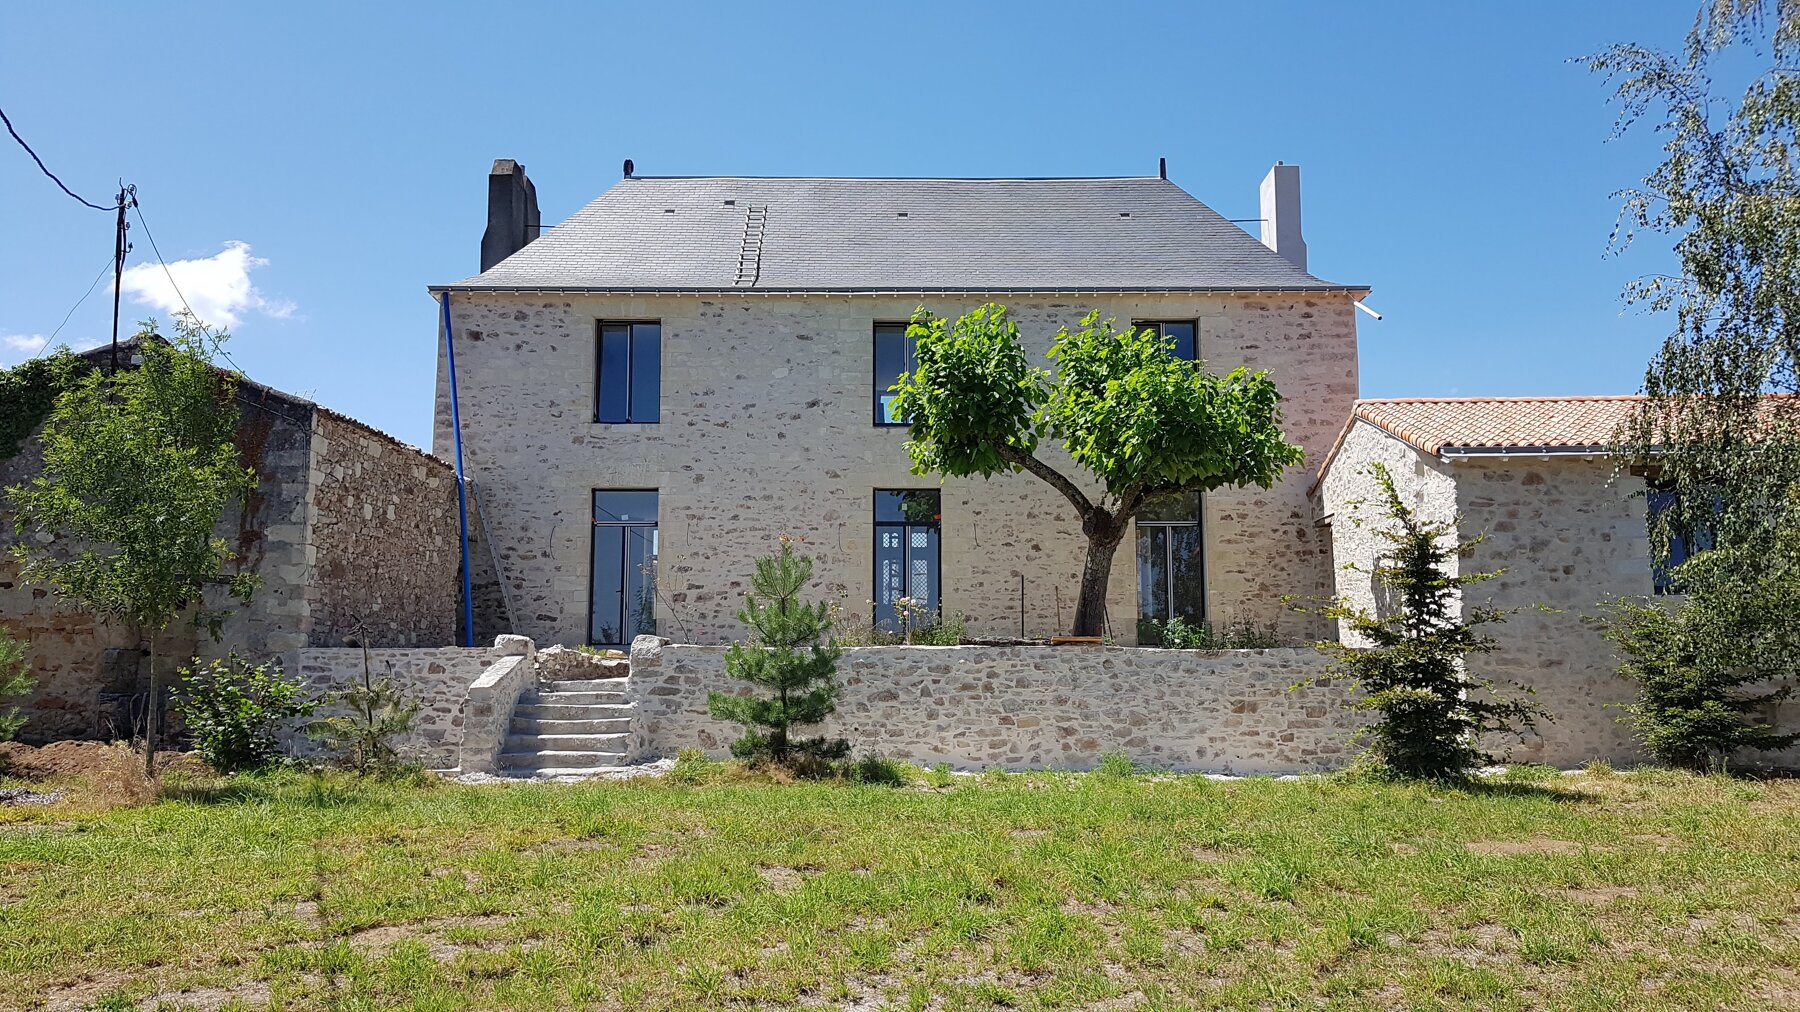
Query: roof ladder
xmin=734 ymin=204 xmax=768 ymax=286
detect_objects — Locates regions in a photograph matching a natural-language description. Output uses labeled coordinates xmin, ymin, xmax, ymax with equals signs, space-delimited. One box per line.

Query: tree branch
xmin=996 ymin=445 xmax=1095 ymax=519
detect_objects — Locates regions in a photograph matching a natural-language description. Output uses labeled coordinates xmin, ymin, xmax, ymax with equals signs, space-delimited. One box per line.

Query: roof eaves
xmin=429 ymin=283 xmax=1372 ymax=296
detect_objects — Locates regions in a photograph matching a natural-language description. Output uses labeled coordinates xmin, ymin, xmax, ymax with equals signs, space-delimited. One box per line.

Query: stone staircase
xmin=499 ymin=674 xmax=634 ymax=777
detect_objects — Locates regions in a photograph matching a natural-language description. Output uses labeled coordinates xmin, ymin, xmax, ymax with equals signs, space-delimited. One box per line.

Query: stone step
xmin=527 ymin=689 xmax=628 ymax=705
xmin=510 ymin=714 xmax=634 ymax=734
xmin=498 ymin=749 xmax=629 ymax=770
xmin=506 ymin=732 xmax=631 ymax=751
xmin=540 ymin=677 xmax=628 ymax=693
xmin=514 ymin=702 xmax=630 ymax=720
xmin=511 ymin=764 xmax=628 ymax=778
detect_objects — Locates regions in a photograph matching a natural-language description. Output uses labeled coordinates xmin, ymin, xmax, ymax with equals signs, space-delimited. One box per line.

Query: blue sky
xmin=1 ymin=1 xmax=1689 ymax=449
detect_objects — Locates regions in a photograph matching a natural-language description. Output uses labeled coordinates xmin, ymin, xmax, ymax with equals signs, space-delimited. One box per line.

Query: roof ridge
xmin=623 ymin=174 xmax=1170 ymax=182
xmin=1356 ymin=395 xmax=1644 ymax=406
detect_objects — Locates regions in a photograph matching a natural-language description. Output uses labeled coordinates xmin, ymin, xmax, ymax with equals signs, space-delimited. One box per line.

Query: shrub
xmin=171 ymin=653 xmax=314 ymax=773
xmin=708 ymin=539 xmax=849 ymax=765
xmin=847 ymin=754 xmax=912 ymax=786
xmin=1598 ymin=594 xmax=1799 ymax=772
xmin=308 ymin=647 xmax=421 ymax=777
xmin=1319 ymin=463 xmax=1545 ymax=781
xmin=0 ymin=626 xmax=34 ymax=744
xmin=1139 ymin=614 xmax=1285 ymax=649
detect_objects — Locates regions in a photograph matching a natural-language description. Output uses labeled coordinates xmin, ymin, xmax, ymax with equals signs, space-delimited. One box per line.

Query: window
xmin=1647 ymin=481 xmax=1715 ymax=595
xmin=873 ymin=323 xmax=916 ymax=426
xmin=1133 ymin=320 xmax=1197 ymax=361
xmin=1136 ymin=491 xmax=1204 ymax=626
xmin=874 ymin=490 xmax=941 ymax=629
xmin=590 ymin=491 xmax=658 ymax=646
xmin=596 ymin=322 xmax=661 ymax=423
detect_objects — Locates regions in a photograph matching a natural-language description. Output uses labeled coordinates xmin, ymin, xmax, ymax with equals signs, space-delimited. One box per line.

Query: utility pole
xmin=109 ymin=183 xmax=135 ymax=374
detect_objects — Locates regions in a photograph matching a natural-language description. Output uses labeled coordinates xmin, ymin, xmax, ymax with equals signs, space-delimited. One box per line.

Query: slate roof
xmin=1311 ymin=396 xmax=1644 ymax=494
xmin=438 ymin=176 xmax=1365 ymax=294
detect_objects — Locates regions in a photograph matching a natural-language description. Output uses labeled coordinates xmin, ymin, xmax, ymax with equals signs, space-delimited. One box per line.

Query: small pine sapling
xmin=1321 ymin=463 xmax=1545 ymax=780
xmin=308 ymin=645 xmax=422 ymax=776
xmin=708 ymin=538 xmax=849 ymax=764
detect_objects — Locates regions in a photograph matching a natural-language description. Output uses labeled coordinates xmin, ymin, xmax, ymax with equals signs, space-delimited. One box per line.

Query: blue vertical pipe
xmin=442 ymin=291 xmax=476 ymax=648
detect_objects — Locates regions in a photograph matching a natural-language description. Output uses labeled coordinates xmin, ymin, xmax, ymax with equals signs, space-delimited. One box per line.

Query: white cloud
xmin=3 ymin=333 xmax=47 ymax=356
xmin=118 ymin=240 xmax=295 ymax=331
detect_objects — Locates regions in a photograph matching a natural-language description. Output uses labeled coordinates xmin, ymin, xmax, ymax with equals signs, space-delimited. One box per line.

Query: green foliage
xmin=0 ymin=350 xmax=84 ymax=462
xmin=308 ymin=648 xmax=422 ymax=777
xmin=171 ymin=653 xmax=314 ymax=773
xmin=1587 ymin=4 xmax=1800 ymax=572
xmin=707 ymin=540 xmax=849 ymax=764
xmin=7 ymin=321 xmax=258 ymax=631
xmin=923 ymin=762 xmax=956 ymax=789
xmin=846 ymin=754 xmax=912 ymax=786
xmin=890 ymin=304 xmax=1304 ymax=635
xmin=0 ymin=625 xmax=34 ymax=744
xmin=1319 ymin=463 xmax=1545 ymax=780
xmin=1139 ymin=614 xmax=1286 ymax=650
xmin=1095 ymin=751 xmax=1137 ymax=778
xmin=668 ymin=748 xmax=726 ymax=785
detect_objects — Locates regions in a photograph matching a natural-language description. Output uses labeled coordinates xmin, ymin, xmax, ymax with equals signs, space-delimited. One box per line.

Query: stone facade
xmin=434 ymin=292 xmax=1360 ymax=649
xmin=1318 ymin=420 xmax=1800 ymax=768
xmin=292 ymin=645 xmax=493 ymax=767
xmin=627 ymin=638 xmax=1364 ymax=774
xmin=1 ymin=357 xmax=463 ymax=743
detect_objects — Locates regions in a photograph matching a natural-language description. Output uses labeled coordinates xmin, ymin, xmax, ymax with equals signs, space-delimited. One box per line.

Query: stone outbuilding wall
xmin=434 ymin=292 xmax=1360 ymax=649
xmin=1317 ymin=419 xmax=1800 ymax=770
xmin=627 ymin=638 xmax=1363 ymax=774
xmin=292 ymin=645 xmax=493 ymax=767
xmin=0 ymin=347 xmax=464 ymax=744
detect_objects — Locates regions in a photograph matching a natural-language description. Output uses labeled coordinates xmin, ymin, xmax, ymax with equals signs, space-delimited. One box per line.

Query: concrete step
xmin=540 ymin=677 xmax=628 ymax=693
xmin=511 ymin=764 xmax=628 ymax=778
xmin=510 ymin=715 xmax=634 ymax=734
xmin=526 ymin=689 xmax=628 ymax=705
xmin=506 ymin=732 xmax=631 ymax=752
xmin=498 ymin=749 xmax=629 ymax=770
xmin=514 ymin=702 xmax=631 ymax=720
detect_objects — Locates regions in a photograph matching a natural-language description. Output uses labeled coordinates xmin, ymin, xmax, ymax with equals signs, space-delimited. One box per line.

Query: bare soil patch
xmin=757 ymin=865 xmax=807 ymax=892
xmin=0 ymin=741 xmax=209 ymax=781
xmin=1464 ymin=837 xmax=1586 ymax=857
xmin=1561 ymin=885 xmax=1640 ymax=905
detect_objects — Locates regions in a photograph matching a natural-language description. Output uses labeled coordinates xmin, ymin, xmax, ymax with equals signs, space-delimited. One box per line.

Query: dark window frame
xmin=1135 ymin=493 xmax=1206 ymax=625
xmin=873 ymin=322 xmax=916 ymax=427
xmin=1132 ymin=319 xmax=1200 ymax=362
xmin=872 ymin=489 xmax=942 ymax=629
xmin=1646 ymin=478 xmax=1716 ymax=596
xmin=587 ymin=489 xmax=660 ymax=648
xmin=594 ymin=320 xmax=662 ymax=424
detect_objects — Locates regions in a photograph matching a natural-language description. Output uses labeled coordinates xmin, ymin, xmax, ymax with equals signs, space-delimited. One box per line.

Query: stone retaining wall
xmin=292 ymin=646 xmax=492 ymax=766
xmin=627 ymin=639 xmax=1364 ymax=774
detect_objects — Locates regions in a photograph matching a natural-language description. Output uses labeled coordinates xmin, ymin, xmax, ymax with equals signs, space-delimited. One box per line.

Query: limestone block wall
xmin=291 ymin=645 xmax=492 ymax=766
xmin=434 ymin=292 xmax=1359 ymax=648
xmin=306 ymin=410 xmax=460 ymax=647
xmin=627 ymin=639 xmax=1363 ymax=774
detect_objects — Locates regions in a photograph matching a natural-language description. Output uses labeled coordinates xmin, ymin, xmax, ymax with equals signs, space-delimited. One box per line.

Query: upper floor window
xmin=1133 ymin=320 xmax=1197 ymax=361
xmin=874 ymin=323 xmax=916 ymax=426
xmin=1647 ymin=481 xmax=1716 ymax=595
xmin=596 ymin=322 xmax=660 ymax=423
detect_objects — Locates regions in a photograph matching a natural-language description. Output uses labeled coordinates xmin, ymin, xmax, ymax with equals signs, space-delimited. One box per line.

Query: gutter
xmin=424 ymin=284 xmax=1373 ymax=298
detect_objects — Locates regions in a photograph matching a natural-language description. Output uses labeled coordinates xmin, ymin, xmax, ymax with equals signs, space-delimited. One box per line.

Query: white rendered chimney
xmin=1259 ymin=162 xmax=1307 ymax=273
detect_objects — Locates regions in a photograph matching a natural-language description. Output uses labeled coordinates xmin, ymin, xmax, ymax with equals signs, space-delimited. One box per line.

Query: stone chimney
xmin=480 ymin=159 xmax=541 ymax=272
xmin=1258 ymin=162 xmax=1307 ymax=273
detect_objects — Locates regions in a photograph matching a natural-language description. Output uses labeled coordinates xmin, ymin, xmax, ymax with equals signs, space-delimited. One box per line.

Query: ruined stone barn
xmin=434 ymin=160 xmax=1366 ymax=649
xmin=0 ymin=341 xmax=463 ymax=742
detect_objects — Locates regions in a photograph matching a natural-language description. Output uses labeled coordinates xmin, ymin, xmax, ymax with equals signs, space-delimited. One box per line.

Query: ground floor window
xmin=1136 ymin=491 xmax=1204 ymax=629
xmin=591 ymin=490 xmax=658 ymax=646
xmin=874 ymin=489 xmax=940 ymax=631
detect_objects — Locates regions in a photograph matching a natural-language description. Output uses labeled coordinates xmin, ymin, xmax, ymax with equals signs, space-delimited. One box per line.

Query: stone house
xmin=0 ymin=341 xmax=462 ymax=742
xmin=433 ymin=160 xmax=1366 ymax=650
xmin=1312 ymin=395 xmax=1800 ymax=768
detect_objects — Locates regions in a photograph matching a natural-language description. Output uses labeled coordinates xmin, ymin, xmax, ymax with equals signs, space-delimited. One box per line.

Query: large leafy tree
xmin=7 ymin=320 xmax=258 ymax=775
xmin=889 ymin=304 xmax=1304 ymax=637
xmin=1587 ymin=1 xmax=1800 ymax=556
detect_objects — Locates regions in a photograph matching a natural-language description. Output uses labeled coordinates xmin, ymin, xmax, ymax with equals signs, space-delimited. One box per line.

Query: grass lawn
xmin=2 ymin=761 xmax=1797 ymax=1011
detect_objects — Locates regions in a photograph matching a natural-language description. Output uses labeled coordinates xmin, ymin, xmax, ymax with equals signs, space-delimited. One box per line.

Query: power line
xmin=130 ymin=199 xmax=249 ymax=376
xmin=0 ymin=105 xmax=113 ymax=212
xmin=28 ymin=255 xmax=117 ymax=361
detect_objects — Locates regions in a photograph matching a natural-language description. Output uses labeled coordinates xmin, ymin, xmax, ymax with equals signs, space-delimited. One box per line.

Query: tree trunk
xmin=1072 ymin=533 xmax=1123 ymax=637
xmin=142 ymin=634 xmax=157 ymax=779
